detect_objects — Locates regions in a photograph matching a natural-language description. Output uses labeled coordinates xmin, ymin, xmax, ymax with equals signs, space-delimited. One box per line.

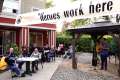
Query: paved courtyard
xmin=0 ymin=53 xmax=120 ymax=80
xmin=0 ymin=58 xmax=62 ymax=80
xmin=51 ymin=53 xmax=120 ymax=80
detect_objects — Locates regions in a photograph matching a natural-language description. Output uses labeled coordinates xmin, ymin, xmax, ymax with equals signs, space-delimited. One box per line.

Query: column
xmin=48 ymin=30 xmax=56 ymax=48
xmin=48 ymin=30 xmax=51 ymax=47
xmin=19 ymin=27 xmax=29 ymax=48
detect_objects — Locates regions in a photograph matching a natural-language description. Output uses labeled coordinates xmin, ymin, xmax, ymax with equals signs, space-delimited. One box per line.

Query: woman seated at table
xmin=18 ymin=48 xmax=29 ymax=70
xmin=31 ymin=48 xmax=41 ymax=73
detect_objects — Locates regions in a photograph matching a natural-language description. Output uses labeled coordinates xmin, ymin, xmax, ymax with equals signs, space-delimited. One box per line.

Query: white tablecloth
xmin=17 ymin=57 xmax=39 ymax=62
xmin=44 ymin=50 xmax=49 ymax=53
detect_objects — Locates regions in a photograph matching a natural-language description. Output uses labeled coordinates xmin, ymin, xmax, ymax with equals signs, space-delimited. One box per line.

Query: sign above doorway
xmin=15 ymin=0 xmax=120 ymax=26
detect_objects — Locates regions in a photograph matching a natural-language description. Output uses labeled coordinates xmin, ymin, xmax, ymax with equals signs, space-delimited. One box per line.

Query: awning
xmin=67 ymin=21 xmax=120 ymax=34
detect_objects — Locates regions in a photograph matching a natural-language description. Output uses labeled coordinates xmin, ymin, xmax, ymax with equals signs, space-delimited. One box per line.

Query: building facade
xmin=0 ymin=0 xmax=56 ymax=55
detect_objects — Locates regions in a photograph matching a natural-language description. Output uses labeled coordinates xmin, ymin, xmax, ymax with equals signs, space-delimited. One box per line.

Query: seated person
xmin=18 ymin=48 xmax=29 ymax=70
xmin=5 ymin=48 xmax=21 ymax=77
xmin=57 ymin=45 xmax=61 ymax=57
xmin=31 ymin=48 xmax=41 ymax=73
xmin=63 ymin=45 xmax=73 ymax=59
xmin=49 ymin=45 xmax=56 ymax=61
xmin=43 ymin=44 xmax=50 ymax=62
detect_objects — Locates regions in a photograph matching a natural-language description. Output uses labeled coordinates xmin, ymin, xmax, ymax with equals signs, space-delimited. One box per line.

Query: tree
xmin=0 ymin=0 xmax=4 ymax=12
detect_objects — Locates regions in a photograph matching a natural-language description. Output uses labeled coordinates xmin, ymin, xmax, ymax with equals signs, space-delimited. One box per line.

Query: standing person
xmin=49 ymin=45 xmax=56 ymax=61
xmin=18 ymin=48 xmax=29 ymax=70
xmin=96 ymin=40 xmax=102 ymax=64
xmin=31 ymin=48 xmax=41 ymax=73
xmin=100 ymin=38 xmax=109 ymax=70
xmin=60 ymin=44 xmax=65 ymax=56
xmin=43 ymin=44 xmax=50 ymax=62
xmin=68 ymin=44 xmax=73 ymax=59
xmin=57 ymin=44 xmax=61 ymax=57
xmin=5 ymin=48 xmax=21 ymax=77
xmin=96 ymin=40 xmax=102 ymax=54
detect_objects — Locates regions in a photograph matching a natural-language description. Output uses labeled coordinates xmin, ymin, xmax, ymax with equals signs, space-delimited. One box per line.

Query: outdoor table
xmin=17 ymin=57 xmax=39 ymax=76
xmin=44 ymin=50 xmax=49 ymax=53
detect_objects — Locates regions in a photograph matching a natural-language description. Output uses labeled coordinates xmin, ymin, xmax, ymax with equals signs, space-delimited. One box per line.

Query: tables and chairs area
xmin=17 ymin=57 xmax=39 ymax=76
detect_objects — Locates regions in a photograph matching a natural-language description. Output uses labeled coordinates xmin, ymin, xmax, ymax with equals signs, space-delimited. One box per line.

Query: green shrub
xmin=56 ymin=37 xmax=72 ymax=47
xmin=56 ymin=34 xmax=118 ymax=53
xmin=76 ymin=37 xmax=93 ymax=52
xmin=56 ymin=35 xmax=93 ymax=52
xmin=4 ymin=43 xmax=20 ymax=56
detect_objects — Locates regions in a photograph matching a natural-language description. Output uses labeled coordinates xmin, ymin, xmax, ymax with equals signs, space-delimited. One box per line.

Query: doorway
xmin=30 ymin=32 xmax=43 ymax=48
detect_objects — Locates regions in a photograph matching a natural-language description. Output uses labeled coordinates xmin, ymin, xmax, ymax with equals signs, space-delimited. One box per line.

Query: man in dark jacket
xmin=43 ymin=44 xmax=50 ymax=62
xmin=18 ymin=48 xmax=29 ymax=70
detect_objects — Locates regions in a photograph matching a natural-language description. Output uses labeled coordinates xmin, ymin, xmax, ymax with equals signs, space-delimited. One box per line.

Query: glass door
xmin=2 ymin=31 xmax=16 ymax=54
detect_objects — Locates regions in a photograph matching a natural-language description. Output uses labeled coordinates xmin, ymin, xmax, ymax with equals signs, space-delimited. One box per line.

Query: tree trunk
xmin=91 ymin=34 xmax=98 ymax=68
xmin=0 ymin=0 xmax=4 ymax=12
xmin=72 ymin=34 xmax=77 ymax=69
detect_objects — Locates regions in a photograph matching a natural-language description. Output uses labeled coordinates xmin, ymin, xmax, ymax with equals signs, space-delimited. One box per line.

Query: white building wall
xmin=20 ymin=0 xmax=46 ymax=13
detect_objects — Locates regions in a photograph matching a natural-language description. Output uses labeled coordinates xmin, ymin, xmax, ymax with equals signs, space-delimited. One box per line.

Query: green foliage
xmin=71 ymin=19 xmax=90 ymax=28
xmin=57 ymin=32 xmax=72 ymax=47
xmin=106 ymin=37 xmax=119 ymax=54
xmin=57 ymin=32 xmax=119 ymax=53
xmin=57 ymin=34 xmax=93 ymax=52
xmin=56 ymin=37 xmax=72 ymax=47
xmin=4 ymin=43 xmax=20 ymax=56
xmin=46 ymin=0 xmax=53 ymax=8
xmin=57 ymin=31 xmax=72 ymax=38
xmin=76 ymin=35 xmax=93 ymax=52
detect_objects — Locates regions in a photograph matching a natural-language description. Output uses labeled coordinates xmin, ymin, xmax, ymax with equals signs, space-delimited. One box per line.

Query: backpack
xmin=0 ymin=57 xmax=7 ymax=70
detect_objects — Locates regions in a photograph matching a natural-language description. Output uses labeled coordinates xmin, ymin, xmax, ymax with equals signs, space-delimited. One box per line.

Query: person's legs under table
xmin=18 ymin=62 xmax=24 ymax=70
xmin=10 ymin=65 xmax=21 ymax=76
xmin=34 ymin=60 xmax=39 ymax=71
